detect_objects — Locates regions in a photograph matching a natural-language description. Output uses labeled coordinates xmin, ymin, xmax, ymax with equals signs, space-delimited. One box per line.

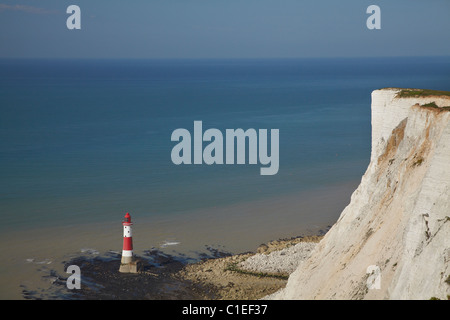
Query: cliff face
xmin=270 ymin=88 xmax=450 ymax=300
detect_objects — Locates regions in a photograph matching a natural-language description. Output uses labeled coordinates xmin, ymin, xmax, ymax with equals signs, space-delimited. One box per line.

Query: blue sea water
xmin=0 ymin=57 xmax=450 ymax=233
xmin=1 ymin=57 xmax=450 ymax=299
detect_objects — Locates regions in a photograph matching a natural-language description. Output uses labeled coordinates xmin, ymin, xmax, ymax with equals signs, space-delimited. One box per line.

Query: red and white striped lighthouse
xmin=121 ymin=212 xmax=133 ymax=264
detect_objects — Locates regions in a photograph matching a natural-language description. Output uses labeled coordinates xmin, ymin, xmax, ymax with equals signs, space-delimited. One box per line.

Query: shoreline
xmin=25 ymin=234 xmax=324 ymax=300
xmin=3 ymin=180 xmax=356 ymax=299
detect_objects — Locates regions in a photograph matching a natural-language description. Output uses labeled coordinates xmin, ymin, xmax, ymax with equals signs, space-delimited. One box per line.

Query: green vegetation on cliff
xmin=396 ymin=88 xmax=450 ymax=98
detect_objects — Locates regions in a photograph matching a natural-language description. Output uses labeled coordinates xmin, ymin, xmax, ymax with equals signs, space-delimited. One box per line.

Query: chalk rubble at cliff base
xmin=238 ymin=241 xmax=317 ymax=274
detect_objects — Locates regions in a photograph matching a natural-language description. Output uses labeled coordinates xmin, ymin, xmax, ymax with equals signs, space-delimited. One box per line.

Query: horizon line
xmin=1 ymin=55 xmax=450 ymax=61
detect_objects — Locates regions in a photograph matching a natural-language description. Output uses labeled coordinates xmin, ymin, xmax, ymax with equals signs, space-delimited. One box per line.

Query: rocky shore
xmin=174 ymin=235 xmax=322 ymax=300
xmin=26 ymin=235 xmax=322 ymax=300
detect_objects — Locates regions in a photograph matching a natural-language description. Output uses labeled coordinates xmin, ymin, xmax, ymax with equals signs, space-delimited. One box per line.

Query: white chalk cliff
xmin=269 ymin=88 xmax=450 ymax=300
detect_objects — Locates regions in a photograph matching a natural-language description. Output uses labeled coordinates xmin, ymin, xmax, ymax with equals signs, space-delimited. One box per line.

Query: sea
xmin=1 ymin=56 xmax=449 ymax=299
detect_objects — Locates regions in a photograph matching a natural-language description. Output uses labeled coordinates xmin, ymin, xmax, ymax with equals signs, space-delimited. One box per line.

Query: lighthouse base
xmin=119 ymin=258 xmax=141 ymax=273
xmin=121 ymin=255 xmax=133 ymax=264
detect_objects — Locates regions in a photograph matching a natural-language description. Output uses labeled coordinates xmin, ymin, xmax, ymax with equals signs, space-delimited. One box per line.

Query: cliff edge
xmin=269 ymin=88 xmax=450 ymax=300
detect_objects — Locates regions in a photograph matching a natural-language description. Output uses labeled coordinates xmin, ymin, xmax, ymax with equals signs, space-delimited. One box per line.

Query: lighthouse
xmin=121 ymin=212 xmax=133 ymax=264
xmin=119 ymin=212 xmax=139 ymax=273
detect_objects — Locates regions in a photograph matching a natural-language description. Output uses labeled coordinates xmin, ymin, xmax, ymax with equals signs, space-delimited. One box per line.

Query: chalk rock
xmin=268 ymin=88 xmax=450 ymax=300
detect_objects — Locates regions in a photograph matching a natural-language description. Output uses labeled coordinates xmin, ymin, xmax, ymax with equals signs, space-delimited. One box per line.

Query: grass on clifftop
xmin=396 ymin=88 xmax=450 ymax=98
xmin=420 ymin=102 xmax=450 ymax=111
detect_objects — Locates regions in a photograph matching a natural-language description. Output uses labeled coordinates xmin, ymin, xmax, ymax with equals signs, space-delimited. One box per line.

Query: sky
xmin=0 ymin=0 xmax=449 ymax=59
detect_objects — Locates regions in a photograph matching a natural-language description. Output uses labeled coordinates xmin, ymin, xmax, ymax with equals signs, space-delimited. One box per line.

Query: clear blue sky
xmin=0 ymin=0 xmax=449 ymax=59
